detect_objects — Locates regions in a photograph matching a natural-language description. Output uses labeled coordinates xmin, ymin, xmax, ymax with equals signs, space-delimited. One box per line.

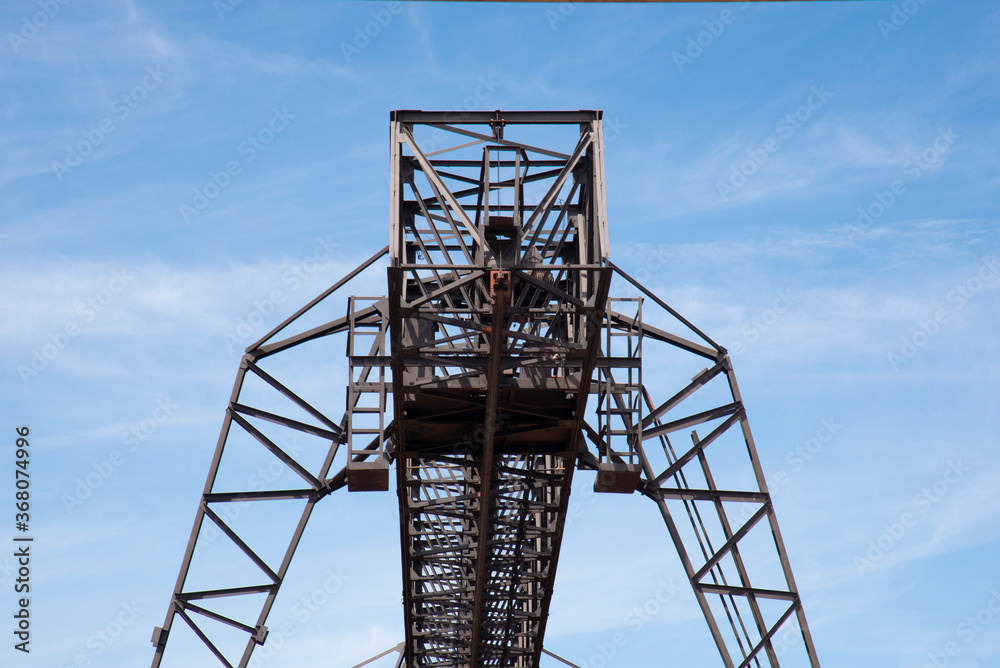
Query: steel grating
xmin=388 ymin=111 xmax=610 ymax=666
xmin=401 ymin=452 xmax=567 ymax=665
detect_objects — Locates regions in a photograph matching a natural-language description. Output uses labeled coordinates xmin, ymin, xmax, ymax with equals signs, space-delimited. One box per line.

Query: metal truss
xmin=583 ymin=260 xmax=822 ymax=668
xmin=388 ymin=110 xmax=611 ymax=667
xmin=150 ymin=247 xmax=394 ymax=668
xmin=151 ymin=110 xmax=821 ymax=668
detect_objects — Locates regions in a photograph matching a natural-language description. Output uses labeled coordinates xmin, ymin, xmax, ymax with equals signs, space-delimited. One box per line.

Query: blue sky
xmin=1 ymin=0 xmax=999 ymax=666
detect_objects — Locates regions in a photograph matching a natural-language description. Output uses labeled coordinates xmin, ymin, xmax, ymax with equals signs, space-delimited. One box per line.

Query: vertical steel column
xmin=469 ymin=271 xmax=509 ymax=666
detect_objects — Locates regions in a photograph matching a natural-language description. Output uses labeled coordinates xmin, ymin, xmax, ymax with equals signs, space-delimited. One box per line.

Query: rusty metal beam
xmin=468 ymin=273 xmax=509 ymax=665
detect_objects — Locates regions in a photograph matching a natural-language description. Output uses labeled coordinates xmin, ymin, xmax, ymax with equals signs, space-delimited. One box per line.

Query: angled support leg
xmin=584 ymin=263 xmax=821 ymax=668
xmin=151 ymin=251 xmax=394 ymax=668
xmin=631 ymin=357 xmax=821 ymax=668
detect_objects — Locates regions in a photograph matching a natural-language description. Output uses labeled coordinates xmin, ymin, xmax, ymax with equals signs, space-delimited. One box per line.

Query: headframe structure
xmin=150 ymin=110 xmax=822 ymax=668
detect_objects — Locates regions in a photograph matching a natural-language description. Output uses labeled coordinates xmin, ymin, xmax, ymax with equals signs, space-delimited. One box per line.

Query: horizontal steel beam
xmin=392 ymin=110 xmax=601 ymax=124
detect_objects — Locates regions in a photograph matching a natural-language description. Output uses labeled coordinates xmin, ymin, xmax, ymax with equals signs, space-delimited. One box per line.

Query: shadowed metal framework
xmin=150 ymin=110 xmax=822 ymax=668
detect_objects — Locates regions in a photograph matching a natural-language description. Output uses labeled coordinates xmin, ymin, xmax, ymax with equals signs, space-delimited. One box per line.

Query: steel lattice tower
xmin=150 ymin=110 xmax=822 ymax=668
